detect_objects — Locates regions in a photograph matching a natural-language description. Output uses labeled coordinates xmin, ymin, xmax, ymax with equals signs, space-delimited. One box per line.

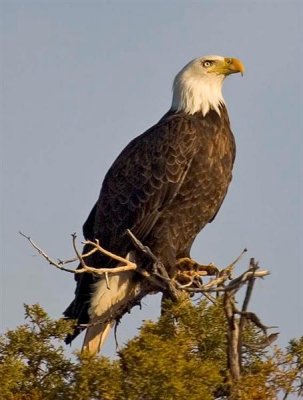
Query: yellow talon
xmin=174 ymin=257 xmax=219 ymax=285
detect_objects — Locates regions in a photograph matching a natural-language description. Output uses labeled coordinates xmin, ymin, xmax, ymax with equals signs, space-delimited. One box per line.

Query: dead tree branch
xmin=126 ymin=229 xmax=181 ymax=301
xmin=19 ymin=231 xmax=136 ymax=276
xmin=237 ymin=258 xmax=259 ymax=368
xmin=223 ymin=257 xmax=277 ymax=396
xmin=21 ymin=229 xmax=276 ymax=391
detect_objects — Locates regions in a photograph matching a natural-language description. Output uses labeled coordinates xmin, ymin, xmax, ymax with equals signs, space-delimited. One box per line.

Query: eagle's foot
xmin=174 ymin=257 xmax=219 ymax=286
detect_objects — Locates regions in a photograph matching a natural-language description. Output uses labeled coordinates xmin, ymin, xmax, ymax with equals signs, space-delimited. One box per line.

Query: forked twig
xmin=19 ymin=231 xmax=136 ymax=276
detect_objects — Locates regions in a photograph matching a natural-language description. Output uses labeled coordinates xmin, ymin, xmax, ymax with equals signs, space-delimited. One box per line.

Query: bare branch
xmin=235 ymin=310 xmax=278 ymax=334
xmin=20 ymin=231 xmax=268 ymax=298
xmin=243 ymin=332 xmax=280 ymax=350
xmin=238 ymin=259 xmax=261 ymax=368
xmin=20 ymin=231 xmax=137 ymax=276
xmin=126 ymin=229 xmax=158 ymax=262
xmin=72 ymin=233 xmax=86 ymax=269
xmin=173 ymin=269 xmax=269 ymax=294
xmin=241 ymin=258 xmax=259 ymax=313
xmin=84 ymin=238 xmax=137 ymax=267
xmin=57 ymin=247 xmax=98 ymax=265
xmin=127 ymin=229 xmax=181 ymax=301
xmin=224 ymin=289 xmax=241 ymax=382
xmin=19 ymin=231 xmax=78 ymax=274
xmin=224 ymin=269 xmax=269 ymax=292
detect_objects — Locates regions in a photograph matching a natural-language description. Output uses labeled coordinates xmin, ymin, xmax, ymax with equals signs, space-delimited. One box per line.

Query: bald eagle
xmin=64 ymin=55 xmax=244 ymax=354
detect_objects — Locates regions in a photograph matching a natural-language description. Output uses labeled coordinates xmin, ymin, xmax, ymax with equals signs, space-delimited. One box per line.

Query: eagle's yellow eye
xmin=202 ymin=60 xmax=214 ymax=68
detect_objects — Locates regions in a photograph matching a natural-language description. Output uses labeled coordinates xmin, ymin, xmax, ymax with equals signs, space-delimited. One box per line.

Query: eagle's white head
xmin=171 ymin=55 xmax=244 ymax=116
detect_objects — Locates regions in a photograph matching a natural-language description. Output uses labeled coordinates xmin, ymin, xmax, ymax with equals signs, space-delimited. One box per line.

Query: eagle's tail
xmin=82 ymin=320 xmax=115 ymax=354
xmin=82 ymin=270 xmax=142 ymax=355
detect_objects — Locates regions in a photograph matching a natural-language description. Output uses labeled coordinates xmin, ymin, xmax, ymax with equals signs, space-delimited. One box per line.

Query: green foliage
xmin=119 ymin=299 xmax=225 ymax=400
xmin=287 ymin=337 xmax=303 ymax=396
xmin=0 ymin=302 xmax=302 ymax=399
xmin=71 ymin=352 xmax=123 ymax=400
xmin=0 ymin=304 xmax=74 ymax=400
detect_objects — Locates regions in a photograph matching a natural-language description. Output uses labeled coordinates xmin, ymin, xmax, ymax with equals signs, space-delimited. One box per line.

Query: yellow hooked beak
xmin=214 ymin=57 xmax=245 ymax=76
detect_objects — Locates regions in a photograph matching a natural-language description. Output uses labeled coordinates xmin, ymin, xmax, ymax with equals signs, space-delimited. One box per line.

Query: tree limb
xmin=19 ymin=231 xmax=136 ymax=276
xmin=20 ymin=229 xmax=275 ymax=390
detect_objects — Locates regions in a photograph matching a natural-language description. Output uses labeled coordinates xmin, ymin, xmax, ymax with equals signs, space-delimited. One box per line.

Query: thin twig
xmin=72 ymin=233 xmax=86 ymax=269
xmin=20 ymin=231 xmax=78 ymax=274
xmin=84 ymin=239 xmax=137 ymax=267
xmin=57 ymin=247 xmax=98 ymax=265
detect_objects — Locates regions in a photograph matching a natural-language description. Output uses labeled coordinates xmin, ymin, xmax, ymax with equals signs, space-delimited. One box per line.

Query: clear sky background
xmin=1 ymin=0 xmax=302 ymax=358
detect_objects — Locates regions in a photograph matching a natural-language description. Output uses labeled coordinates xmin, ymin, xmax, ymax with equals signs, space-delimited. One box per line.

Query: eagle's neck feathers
xmin=171 ymin=72 xmax=225 ymax=117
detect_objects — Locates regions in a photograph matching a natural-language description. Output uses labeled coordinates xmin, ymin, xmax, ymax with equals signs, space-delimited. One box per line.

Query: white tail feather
xmin=82 ymin=320 xmax=114 ymax=354
xmin=82 ymin=321 xmax=115 ymax=354
xmin=82 ymin=269 xmax=142 ymax=354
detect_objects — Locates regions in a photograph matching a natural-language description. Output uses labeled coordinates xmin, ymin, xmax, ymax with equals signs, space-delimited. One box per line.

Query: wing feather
xmin=92 ymin=115 xmax=199 ymax=253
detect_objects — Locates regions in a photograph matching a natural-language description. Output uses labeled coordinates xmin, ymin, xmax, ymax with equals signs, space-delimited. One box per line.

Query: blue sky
xmin=1 ymin=0 xmax=302 ymax=357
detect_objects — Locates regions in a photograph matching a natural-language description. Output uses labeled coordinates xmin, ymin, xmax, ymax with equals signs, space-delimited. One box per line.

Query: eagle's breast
xmin=142 ymin=106 xmax=235 ymax=272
